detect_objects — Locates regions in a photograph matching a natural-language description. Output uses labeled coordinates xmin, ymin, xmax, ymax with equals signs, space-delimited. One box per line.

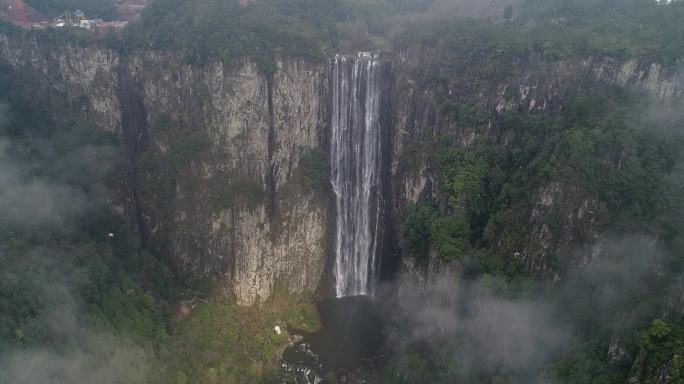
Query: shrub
xmin=300 ymin=148 xmax=326 ymax=192
xmin=174 ymin=132 xmax=208 ymax=166
xmin=401 ymin=203 xmax=438 ymax=262
xmin=428 ymin=214 xmax=471 ymax=262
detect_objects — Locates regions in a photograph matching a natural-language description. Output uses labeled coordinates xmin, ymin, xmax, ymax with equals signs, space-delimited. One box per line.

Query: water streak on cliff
xmin=330 ymin=54 xmax=383 ymax=297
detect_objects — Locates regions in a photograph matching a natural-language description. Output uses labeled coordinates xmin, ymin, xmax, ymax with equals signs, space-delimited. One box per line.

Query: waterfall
xmin=330 ymin=54 xmax=383 ymax=297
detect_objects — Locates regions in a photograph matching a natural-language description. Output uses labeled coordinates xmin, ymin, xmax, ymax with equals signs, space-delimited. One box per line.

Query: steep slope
xmin=391 ymin=46 xmax=684 ymax=275
xmin=0 ymin=37 xmax=328 ymax=305
xmin=1 ymin=30 xmax=683 ymax=304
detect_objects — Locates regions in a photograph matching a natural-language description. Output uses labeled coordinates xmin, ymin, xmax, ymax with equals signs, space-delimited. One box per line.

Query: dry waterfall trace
xmin=329 ymin=53 xmax=384 ymax=298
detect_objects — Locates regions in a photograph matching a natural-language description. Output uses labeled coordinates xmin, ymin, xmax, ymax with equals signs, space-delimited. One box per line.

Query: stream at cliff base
xmin=280 ymin=296 xmax=387 ymax=383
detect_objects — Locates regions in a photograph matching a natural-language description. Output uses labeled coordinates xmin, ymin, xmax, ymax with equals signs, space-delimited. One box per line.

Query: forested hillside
xmin=1 ymin=1 xmax=683 ymax=383
xmin=0 ymin=61 xmax=172 ymax=382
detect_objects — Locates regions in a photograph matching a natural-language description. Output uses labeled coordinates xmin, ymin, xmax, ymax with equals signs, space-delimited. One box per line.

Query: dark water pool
xmin=281 ymin=296 xmax=387 ymax=382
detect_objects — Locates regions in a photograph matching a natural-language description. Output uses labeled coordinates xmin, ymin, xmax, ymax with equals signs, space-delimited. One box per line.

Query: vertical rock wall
xmin=3 ymin=32 xmax=683 ymax=301
xmin=389 ymin=47 xmax=684 ymax=275
xmin=0 ymin=38 xmax=329 ymax=305
xmin=130 ymin=54 xmax=329 ymax=305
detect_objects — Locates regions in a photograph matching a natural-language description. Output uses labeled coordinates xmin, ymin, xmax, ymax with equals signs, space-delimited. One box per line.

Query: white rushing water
xmin=330 ymin=54 xmax=383 ymax=297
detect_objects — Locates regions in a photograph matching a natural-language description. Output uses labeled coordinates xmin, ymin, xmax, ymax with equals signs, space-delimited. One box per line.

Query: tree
xmin=401 ymin=204 xmax=438 ymax=261
xmin=503 ymin=5 xmax=514 ymax=20
xmin=429 ymin=214 xmax=471 ymax=262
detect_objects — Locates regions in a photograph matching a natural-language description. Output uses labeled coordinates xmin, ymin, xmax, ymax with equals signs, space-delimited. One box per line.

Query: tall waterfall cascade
xmin=330 ymin=53 xmax=384 ymax=297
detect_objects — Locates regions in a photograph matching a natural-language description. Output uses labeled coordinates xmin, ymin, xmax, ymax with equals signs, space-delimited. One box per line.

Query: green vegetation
xmin=24 ymin=0 xmax=118 ymax=20
xmin=381 ymin=352 xmax=439 ymax=383
xmin=0 ymin=65 xmax=174 ymax=382
xmin=441 ymin=100 xmax=492 ymax=127
xmin=5 ymin=0 xmax=683 ymax=76
xmin=503 ymin=5 xmax=514 ymax=20
xmin=521 ymin=0 xmax=684 ymax=64
xmin=397 ymin=62 xmax=684 ymax=383
xmin=398 ymin=0 xmax=684 ymax=65
xmin=634 ymin=319 xmax=684 ymax=382
xmin=0 ymin=19 xmax=19 ymax=36
xmin=0 ymin=239 xmax=170 ymax=354
xmin=401 ymin=203 xmax=471 ymax=262
xmin=401 ymin=203 xmax=437 ymax=262
xmin=548 ymin=319 xmax=684 ymax=384
xmin=402 ymin=87 xmax=683 ymax=265
xmin=126 ymin=0 xmax=684 ymax=69
xmin=4 ymin=1 xmax=684 ymax=383
xmin=126 ymin=0 xmax=338 ymax=72
xmin=125 ymin=0 xmax=436 ymax=71
xmin=300 ymin=148 xmax=327 ymax=192
xmin=165 ymin=300 xmax=318 ymax=384
xmin=281 ymin=302 xmax=319 ymax=333
xmin=427 ymin=214 xmax=471 ymax=261
xmin=173 ymin=132 xmax=208 ymax=166
xmin=0 ymin=59 xmax=318 ymax=384
xmin=401 ymin=140 xmax=508 ymax=264
xmin=548 ymin=337 xmax=629 ymax=384
xmin=207 ymin=176 xmax=266 ymax=211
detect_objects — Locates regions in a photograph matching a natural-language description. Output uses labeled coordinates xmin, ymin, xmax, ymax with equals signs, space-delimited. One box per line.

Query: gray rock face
xmin=0 ymin=35 xmax=122 ymax=133
xmin=3 ymin=34 xmax=683 ymax=301
xmin=390 ymin=48 xmax=684 ymax=274
xmin=128 ymin=54 xmax=328 ymax=305
xmin=0 ymin=37 xmax=327 ymax=305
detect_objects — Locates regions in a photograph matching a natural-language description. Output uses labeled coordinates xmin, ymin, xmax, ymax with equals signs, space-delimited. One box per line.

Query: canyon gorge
xmin=2 ymin=2 xmax=684 ymax=381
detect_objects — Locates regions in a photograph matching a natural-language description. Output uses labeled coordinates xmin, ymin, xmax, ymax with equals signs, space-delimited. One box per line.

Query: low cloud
xmin=0 ymin=106 xmax=151 ymax=383
xmin=393 ymin=272 xmax=571 ymax=379
xmin=0 ymin=245 xmax=154 ymax=384
xmin=0 ymin=335 xmax=151 ymax=384
xmin=0 ymin=139 xmax=88 ymax=229
xmin=385 ymin=233 xmax=669 ymax=381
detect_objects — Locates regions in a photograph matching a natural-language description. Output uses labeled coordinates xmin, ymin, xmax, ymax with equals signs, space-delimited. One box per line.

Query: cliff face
xmin=390 ymin=47 xmax=684 ymax=276
xmin=0 ymin=34 xmax=122 ymax=133
xmin=388 ymin=49 xmax=684 ymax=383
xmin=0 ymin=36 xmax=328 ymax=305
xmin=2 ymin=33 xmax=683 ymax=303
xmin=128 ymin=53 xmax=327 ymax=305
